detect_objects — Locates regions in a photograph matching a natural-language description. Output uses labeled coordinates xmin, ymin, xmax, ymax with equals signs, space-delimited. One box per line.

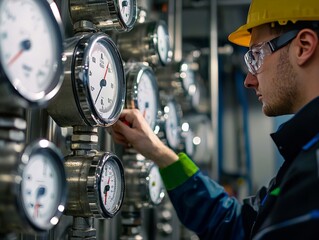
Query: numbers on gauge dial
xmin=148 ymin=164 xmax=164 ymax=204
xmin=137 ymin=70 xmax=158 ymax=130
xmin=0 ymin=0 xmax=59 ymax=96
xmin=100 ymin=158 xmax=123 ymax=215
xmin=89 ymin=41 xmax=118 ymax=120
xmin=157 ymin=24 xmax=170 ymax=64
xmin=119 ymin=0 xmax=133 ymax=25
xmin=165 ymin=101 xmax=181 ymax=149
xmin=21 ymin=153 xmax=60 ymax=229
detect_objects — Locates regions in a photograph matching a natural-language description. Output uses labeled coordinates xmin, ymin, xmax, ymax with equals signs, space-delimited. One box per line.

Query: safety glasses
xmin=244 ymin=30 xmax=300 ymax=75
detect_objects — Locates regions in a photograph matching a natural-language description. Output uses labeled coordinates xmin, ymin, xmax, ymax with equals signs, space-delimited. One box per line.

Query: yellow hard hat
xmin=228 ymin=0 xmax=319 ymax=47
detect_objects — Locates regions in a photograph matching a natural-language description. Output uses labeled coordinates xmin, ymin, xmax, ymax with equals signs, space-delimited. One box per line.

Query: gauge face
xmin=86 ymin=35 xmax=125 ymax=125
xmin=184 ymin=129 xmax=195 ymax=157
xmin=180 ymin=63 xmax=196 ymax=96
xmin=99 ymin=156 xmax=124 ymax=217
xmin=165 ymin=101 xmax=181 ymax=149
xmin=21 ymin=152 xmax=63 ymax=230
xmin=156 ymin=23 xmax=170 ymax=65
xmin=118 ymin=0 xmax=134 ymax=26
xmin=148 ymin=164 xmax=165 ymax=205
xmin=136 ymin=69 xmax=158 ymax=130
xmin=0 ymin=0 xmax=63 ymax=103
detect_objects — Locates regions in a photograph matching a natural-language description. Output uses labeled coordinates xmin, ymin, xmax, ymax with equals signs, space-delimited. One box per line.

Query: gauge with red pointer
xmin=97 ymin=152 xmax=125 ymax=218
xmin=125 ymin=63 xmax=159 ymax=131
xmin=0 ymin=0 xmax=64 ymax=107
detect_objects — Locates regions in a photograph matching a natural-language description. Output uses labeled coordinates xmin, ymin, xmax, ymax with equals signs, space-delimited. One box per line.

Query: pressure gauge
xmin=125 ymin=63 xmax=159 ymax=130
xmin=182 ymin=115 xmax=214 ymax=164
xmin=123 ymin=154 xmax=165 ymax=207
xmin=148 ymin=163 xmax=165 ymax=205
xmin=157 ymin=60 xmax=198 ymax=112
xmin=97 ymin=152 xmax=125 ymax=217
xmin=69 ymin=0 xmax=137 ymax=32
xmin=116 ymin=20 xmax=172 ymax=66
xmin=0 ymin=139 xmax=67 ymax=234
xmin=0 ymin=0 xmax=64 ymax=107
xmin=64 ymin=152 xmax=125 ymax=219
xmin=47 ymin=32 xmax=125 ymax=128
xmin=163 ymin=100 xmax=184 ymax=151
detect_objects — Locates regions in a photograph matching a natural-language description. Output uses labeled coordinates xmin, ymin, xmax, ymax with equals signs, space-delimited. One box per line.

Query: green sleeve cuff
xmin=159 ymin=152 xmax=199 ymax=191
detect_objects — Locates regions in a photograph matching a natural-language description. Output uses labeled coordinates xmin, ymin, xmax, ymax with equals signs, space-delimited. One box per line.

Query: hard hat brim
xmin=228 ymin=24 xmax=252 ymax=47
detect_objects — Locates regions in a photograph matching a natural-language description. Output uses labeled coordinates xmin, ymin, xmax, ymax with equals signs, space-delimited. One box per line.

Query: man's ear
xmin=294 ymin=29 xmax=318 ymax=66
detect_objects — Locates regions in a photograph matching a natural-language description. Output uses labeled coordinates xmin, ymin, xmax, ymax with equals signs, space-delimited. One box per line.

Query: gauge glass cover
xmin=99 ymin=156 xmax=124 ymax=216
xmin=165 ymin=101 xmax=181 ymax=149
xmin=148 ymin=164 xmax=164 ymax=204
xmin=0 ymin=0 xmax=63 ymax=102
xmin=156 ymin=23 xmax=170 ymax=65
xmin=87 ymin=35 xmax=124 ymax=124
xmin=136 ymin=69 xmax=158 ymax=130
xmin=119 ymin=0 xmax=134 ymax=26
xmin=21 ymin=153 xmax=62 ymax=229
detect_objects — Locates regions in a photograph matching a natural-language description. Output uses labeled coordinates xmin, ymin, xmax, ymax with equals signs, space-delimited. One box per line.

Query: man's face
xmin=243 ymin=24 xmax=299 ymax=116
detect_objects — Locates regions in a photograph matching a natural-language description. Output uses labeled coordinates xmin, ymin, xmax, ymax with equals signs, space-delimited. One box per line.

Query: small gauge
xmin=183 ymin=126 xmax=195 ymax=158
xmin=47 ymin=32 xmax=125 ymax=128
xmin=122 ymin=155 xmax=165 ymax=207
xmin=0 ymin=139 xmax=67 ymax=234
xmin=0 ymin=0 xmax=64 ymax=107
xmin=148 ymin=163 xmax=165 ymax=205
xmin=69 ymin=0 xmax=137 ymax=32
xmin=180 ymin=62 xmax=197 ymax=96
xmin=64 ymin=151 xmax=125 ymax=219
xmin=21 ymin=148 xmax=66 ymax=230
xmin=157 ymin=23 xmax=171 ymax=66
xmin=164 ymin=100 xmax=183 ymax=151
xmin=98 ymin=153 xmax=125 ymax=218
xmin=182 ymin=115 xmax=214 ymax=164
xmin=116 ymin=20 xmax=172 ymax=66
xmin=125 ymin=63 xmax=159 ymax=130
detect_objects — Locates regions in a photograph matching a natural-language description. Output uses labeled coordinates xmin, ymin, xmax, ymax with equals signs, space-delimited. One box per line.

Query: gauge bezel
xmin=94 ymin=152 xmax=125 ymax=218
xmin=0 ymin=0 xmax=65 ymax=107
xmin=72 ymin=32 xmax=126 ymax=127
xmin=16 ymin=139 xmax=67 ymax=232
xmin=125 ymin=63 xmax=159 ymax=131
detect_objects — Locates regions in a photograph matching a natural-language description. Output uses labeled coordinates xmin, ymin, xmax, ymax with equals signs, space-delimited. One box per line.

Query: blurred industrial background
xmin=0 ymin=0 xmax=288 ymax=239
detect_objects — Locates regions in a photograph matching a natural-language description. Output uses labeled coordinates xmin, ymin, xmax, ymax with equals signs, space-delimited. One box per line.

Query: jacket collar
xmin=270 ymin=96 xmax=319 ymax=163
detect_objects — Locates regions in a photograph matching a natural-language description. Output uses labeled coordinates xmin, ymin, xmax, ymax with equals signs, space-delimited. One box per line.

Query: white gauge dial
xmin=119 ymin=0 xmax=134 ymax=25
xmin=137 ymin=70 xmax=158 ymax=130
xmin=165 ymin=101 xmax=181 ymax=149
xmin=89 ymin=41 xmax=119 ymax=120
xmin=148 ymin=164 xmax=165 ymax=205
xmin=184 ymin=128 xmax=195 ymax=157
xmin=157 ymin=23 xmax=171 ymax=65
xmin=21 ymin=150 xmax=64 ymax=229
xmin=180 ymin=63 xmax=196 ymax=96
xmin=0 ymin=0 xmax=63 ymax=103
xmin=99 ymin=156 xmax=124 ymax=216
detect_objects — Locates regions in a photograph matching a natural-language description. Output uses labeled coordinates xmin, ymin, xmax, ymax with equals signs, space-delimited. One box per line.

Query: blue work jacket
xmin=160 ymin=96 xmax=319 ymax=239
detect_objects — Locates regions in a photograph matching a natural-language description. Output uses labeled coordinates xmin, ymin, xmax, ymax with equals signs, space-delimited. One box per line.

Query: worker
xmin=110 ymin=0 xmax=319 ymax=239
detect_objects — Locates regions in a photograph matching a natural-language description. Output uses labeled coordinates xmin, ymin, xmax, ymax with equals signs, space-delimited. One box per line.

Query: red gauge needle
xmin=95 ymin=62 xmax=110 ymax=104
xmin=104 ymin=177 xmax=111 ymax=205
xmin=33 ymin=186 xmax=45 ymax=218
xmin=8 ymin=39 xmax=31 ymax=66
xmin=103 ymin=62 xmax=110 ymax=79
